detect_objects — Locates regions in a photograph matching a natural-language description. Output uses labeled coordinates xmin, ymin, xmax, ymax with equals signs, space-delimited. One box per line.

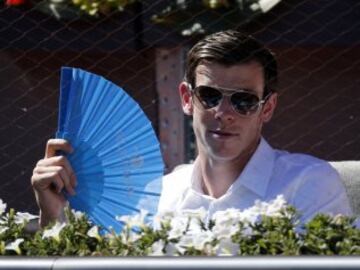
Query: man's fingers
xmin=32 ymin=172 xmax=63 ymax=193
xmin=70 ymin=173 xmax=78 ymax=188
xmin=33 ymin=166 xmax=76 ymax=196
xmin=37 ymin=156 xmax=77 ymax=187
xmin=45 ymin=139 xmax=73 ymax=158
xmin=58 ymin=169 xmax=76 ymax=196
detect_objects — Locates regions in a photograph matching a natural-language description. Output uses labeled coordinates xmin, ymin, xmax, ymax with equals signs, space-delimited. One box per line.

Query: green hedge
xmin=0 ymin=196 xmax=359 ymax=256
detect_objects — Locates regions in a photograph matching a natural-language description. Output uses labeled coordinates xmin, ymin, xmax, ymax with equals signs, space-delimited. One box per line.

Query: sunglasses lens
xmin=231 ymin=92 xmax=260 ymax=114
xmin=196 ymin=86 xmax=222 ymax=108
xmin=193 ymin=86 xmax=263 ymax=115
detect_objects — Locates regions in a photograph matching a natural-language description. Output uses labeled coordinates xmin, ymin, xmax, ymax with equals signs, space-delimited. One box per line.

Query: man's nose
xmin=214 ymin=96 xmax=235 ymax=121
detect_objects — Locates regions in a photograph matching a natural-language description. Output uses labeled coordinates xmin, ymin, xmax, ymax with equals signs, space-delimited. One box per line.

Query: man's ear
xmin=179 ymin=82 xmax=193 ymax=115
xmin=261 ymin=93 xmax=278 ymax=122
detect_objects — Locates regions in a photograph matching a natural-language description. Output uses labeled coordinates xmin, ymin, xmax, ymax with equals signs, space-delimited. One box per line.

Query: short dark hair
xmin=184 ymin=30 xmax=278 ymax=97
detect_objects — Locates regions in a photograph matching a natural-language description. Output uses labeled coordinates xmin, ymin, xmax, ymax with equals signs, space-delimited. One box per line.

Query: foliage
xmin=70 ymin=0 xmax=137 ymax=16
xmin=7 ymin=0 xmax=276 ymax=36
xmin=69 ymin=0 xmax=241 ymax=17
xmin=0 ymin=196 xmax=359 ymax=256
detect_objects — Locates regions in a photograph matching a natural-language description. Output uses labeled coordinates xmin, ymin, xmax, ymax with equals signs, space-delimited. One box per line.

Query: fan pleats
xmin=56 ymin=67 xmax=164 ymax=232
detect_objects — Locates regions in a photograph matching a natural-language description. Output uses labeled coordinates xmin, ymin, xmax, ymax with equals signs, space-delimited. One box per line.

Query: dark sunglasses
xmin=190 ymin=85 xmax=271 ymax=116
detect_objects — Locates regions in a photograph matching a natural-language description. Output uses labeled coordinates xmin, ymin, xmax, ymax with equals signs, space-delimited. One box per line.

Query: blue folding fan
xmin=56 ymin=67 xmax=164 ymax=232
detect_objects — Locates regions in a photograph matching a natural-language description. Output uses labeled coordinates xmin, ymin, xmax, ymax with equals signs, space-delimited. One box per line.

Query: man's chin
xmin=207 ymin=149 xmax=242 ymax=162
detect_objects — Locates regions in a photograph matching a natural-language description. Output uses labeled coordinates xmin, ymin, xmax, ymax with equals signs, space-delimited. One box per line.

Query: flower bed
xmin=0 ymin=196 xmax=359 ymax=256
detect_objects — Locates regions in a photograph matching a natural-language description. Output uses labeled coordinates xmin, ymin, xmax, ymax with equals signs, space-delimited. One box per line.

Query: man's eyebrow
xmin=216 ymin=86 xmax=258 ymax=94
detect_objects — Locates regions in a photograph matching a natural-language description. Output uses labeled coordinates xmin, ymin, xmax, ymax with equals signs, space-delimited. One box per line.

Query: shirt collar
xmin=190 ymin=159 xmax=204 ymax=193
xmin=190 ymin=137 xmax=275 ymax=198
xmin=231 ymin=137 xmax=275 ymax=197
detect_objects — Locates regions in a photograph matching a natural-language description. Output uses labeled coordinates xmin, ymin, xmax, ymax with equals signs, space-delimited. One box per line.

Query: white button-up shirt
xmin=158 ymin=138 xmax=352 ymax=223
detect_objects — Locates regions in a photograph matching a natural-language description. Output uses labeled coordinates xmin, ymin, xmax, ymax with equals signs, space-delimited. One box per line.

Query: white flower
xmin=149 ymin=239 xmax=165 ymax=256
xmin=130 ymin=231 xmax=141 ymax=242
xmin=212 ymin=208 xmax=241 ymax=222
xmin=0 ymin=199 xmax=6 ymax=216
xmin=165 ymin=242 xmax=178 ymax=256
xmin=192 ymin=231 xmax=214 ymax=250
xmin=104 ymin=231 xmax=116 ymax=239
xmin=212 ymin=208 xmax=247 ymax=238
xmin=152 ymin=211 xmax=174 ymax=230
xmin=168 ymin=216 xmax=188 ymax=240
xmin=181 ymin=207 xmax=207 ymax=222
xmin=250 ymin=195 xmax=287 ymax=218
xmin=237 ymin=208 xmax=260 ymax=224
xmin=5 ymin=238 xmax=24 ymax=255
xmin=212 ymin=208 xmax=245 ymax=228
xmin=14 ymin=212 xmax=39 ymax=224
xmin=210 ymin=196 xmax=288 ymax=239
xmin=265 ymin=195 xmax=287 ymax=216
xmin=120 ymin=229 xmax=141 ymax=244
xmin=215 ymin=238 xmax=239 ymax=256
xmin=42 ymin=222 xmax=66 ymax=242
xmin=212 ymin=209 xmax=255 ymax=238
xmin=192 ymin=230 xmax=214 ymax=250
xmin=188 ymin=217 xmax=203 ymax=234
xmin=71 ymin=209 xmax=84 ymax=220
xmin=175 ymin=234 xmax=193 ymax=254
xmin=116 ymin=209 xmax=148 ymax=228
xmin=212 ymin=223 xmax=240 ymax=239
xmin=175 ymin=230 xmax=214 ymax=254
xmin=0 ymin=226 xmax=8 ymax=234
xmin=166 ymin=208 xmax=208 ymax=240
xmin=87 ymin=225 xmax=101 ymax=241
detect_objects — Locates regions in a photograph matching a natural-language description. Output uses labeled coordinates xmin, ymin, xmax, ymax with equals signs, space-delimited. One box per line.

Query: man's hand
xmin=31 ymin=139 xmax=77 ymax=227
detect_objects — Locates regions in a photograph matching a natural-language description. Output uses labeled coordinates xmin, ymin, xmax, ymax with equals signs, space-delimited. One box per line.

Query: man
xmin=157 ymin=30 xmax=352 ymax=223
xmin=32 ymin=30 xmax=352 ymax=227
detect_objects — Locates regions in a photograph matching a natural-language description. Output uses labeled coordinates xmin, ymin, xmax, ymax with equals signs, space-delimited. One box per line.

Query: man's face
xmin=180 ymin=61 xmax=277 ymax=163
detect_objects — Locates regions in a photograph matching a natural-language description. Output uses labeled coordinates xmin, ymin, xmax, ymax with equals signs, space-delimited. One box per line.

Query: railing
xmin=1 ymin=257 xmax=360 ymax=270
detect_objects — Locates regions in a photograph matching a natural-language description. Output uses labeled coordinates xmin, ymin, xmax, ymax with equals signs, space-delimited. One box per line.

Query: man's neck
xmin=198 ymin=144 xmax=259 ymax=199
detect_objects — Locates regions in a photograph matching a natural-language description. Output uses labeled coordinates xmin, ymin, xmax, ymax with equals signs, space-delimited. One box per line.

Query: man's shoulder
xmin=269 ymin=148 xmax=352 ymax=221
xmin=269 ymin=148 xmax=342 ymax=194
xmin=161 ymin=163 xmax=194 ymax=193
xmin=273 ymin=148 xmax=335 ymax=174
xmin=157 ymin=163 xmax=194 ymax=213
xmin=259 ymin=138 xmax=334 ymax=175
xmin=162 ymin=163 xmax=194 ymax=184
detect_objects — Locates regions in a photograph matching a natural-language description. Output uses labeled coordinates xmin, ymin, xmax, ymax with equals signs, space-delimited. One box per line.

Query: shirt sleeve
xmin=291 ymin=161 xmax=353 ymax=224
xmin=157 ymin=174 xmax=176 ymax=213
xmin=157 ymin=165 xmax=192 ymax=214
